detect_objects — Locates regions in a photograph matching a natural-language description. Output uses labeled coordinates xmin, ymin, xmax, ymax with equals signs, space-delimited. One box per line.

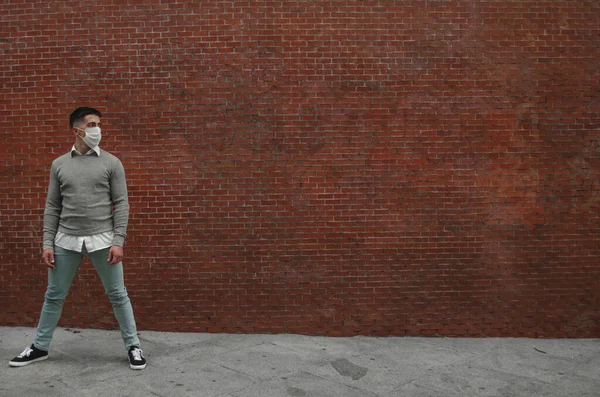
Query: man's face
xmin=74 ymin=114 xmax=102 ymax=138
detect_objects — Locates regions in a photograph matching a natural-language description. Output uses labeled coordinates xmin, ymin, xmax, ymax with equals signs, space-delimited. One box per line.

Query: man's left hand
xmin=108 ymin=245 xmax=124 ymax=265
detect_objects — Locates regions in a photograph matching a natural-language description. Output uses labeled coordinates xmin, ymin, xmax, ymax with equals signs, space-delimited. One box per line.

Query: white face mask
xmin=77 ymin=126 xmax=102 ymax=148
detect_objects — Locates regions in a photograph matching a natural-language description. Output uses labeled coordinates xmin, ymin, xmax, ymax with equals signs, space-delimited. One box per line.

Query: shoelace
xmin=18 ymin=346 xmax=33 ymax=358
xmin=130 ymin=348 xmax=143 ymax=361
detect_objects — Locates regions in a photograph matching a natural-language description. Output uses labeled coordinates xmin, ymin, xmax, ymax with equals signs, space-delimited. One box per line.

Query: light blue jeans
xmin=33 ymin=245 xmax=140 ymax=351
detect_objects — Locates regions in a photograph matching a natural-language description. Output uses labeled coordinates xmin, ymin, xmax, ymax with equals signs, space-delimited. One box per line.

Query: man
xmin=9 ymin=107 xmax=146 ymax=370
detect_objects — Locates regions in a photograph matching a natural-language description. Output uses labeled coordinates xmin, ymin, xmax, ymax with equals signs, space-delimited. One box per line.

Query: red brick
xmin=0 ymin=0 xmax=598 ymax=337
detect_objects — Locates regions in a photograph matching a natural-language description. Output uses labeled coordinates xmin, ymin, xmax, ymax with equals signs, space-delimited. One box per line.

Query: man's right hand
xmin=42 ymin=249 xmax=55 ymax=269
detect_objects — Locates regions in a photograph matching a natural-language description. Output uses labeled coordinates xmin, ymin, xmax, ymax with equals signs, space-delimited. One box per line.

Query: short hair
xmin=69 ymin=107 xmax=102 ymax=128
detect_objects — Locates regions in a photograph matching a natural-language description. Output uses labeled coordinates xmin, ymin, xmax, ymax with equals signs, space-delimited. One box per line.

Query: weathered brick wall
xmin=1 ymin=1 xmax=598 ymax=337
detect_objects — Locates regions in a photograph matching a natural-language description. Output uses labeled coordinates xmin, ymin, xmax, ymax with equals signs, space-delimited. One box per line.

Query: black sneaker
xmin=9 ymin=344 xmax=49 ymax=367
xmin=128 ymin=346 xmax=146 ymax=370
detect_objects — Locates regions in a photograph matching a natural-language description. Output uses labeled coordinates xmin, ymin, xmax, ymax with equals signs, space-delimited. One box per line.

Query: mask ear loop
xmin=74 ymin=127 xmax=86 ymax=138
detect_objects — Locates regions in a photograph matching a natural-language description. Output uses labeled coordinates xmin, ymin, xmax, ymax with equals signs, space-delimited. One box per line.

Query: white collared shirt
xmin=70 ymin=144 xmax=101 ymax=157
xmin=54 ymin=146 xmax=114 ymax=253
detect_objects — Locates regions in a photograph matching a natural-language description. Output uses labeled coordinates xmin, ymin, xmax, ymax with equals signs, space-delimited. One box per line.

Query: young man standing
xmin=9 ymin=107 xmax=146 ymax=370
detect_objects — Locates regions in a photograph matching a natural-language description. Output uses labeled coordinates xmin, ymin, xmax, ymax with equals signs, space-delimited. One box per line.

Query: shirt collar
xmin=70 ymin=145 xmax=101 ymax=157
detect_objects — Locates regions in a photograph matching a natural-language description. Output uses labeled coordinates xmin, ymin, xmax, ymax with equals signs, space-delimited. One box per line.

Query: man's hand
xmin=42 ymin=249 xmax=55 ymax=269
xmin=107 ymin=245 xmax=124 ymax=265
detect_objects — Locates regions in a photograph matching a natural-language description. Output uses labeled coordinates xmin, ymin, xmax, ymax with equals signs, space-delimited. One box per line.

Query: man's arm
xmin=43 ymin=162 xmax=61 ymax=250
xmin=42 ymin=162 xmax=61 ymax=268
xmin=110 ymin=158 xmax=130 ymax=248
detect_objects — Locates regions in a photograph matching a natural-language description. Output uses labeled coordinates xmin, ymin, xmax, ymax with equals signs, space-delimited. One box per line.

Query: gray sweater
xmin=43 ymin=149 xmax=130 ymax=250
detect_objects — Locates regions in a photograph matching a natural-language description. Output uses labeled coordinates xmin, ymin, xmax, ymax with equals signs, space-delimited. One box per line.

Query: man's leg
xmin=86 ymin=245 xmax=140 ymax=350
xmin=33 ymin=246 xmax=82 ymax=351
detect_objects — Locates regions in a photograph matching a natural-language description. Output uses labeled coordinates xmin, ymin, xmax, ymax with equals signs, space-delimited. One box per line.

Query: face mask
xmin=77 ymin=126 xmax=102 ymax=148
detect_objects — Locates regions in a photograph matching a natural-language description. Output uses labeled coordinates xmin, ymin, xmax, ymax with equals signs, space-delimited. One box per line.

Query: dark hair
xmin=69 ymin=107 xmax=102 ymax=128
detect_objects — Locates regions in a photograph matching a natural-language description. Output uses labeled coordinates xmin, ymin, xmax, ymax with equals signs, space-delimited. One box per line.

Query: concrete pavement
xmin=1 ymin=326 xmax=599 ymax=397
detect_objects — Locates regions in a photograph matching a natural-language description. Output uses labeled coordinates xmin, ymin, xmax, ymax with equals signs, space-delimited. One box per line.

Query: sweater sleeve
xmin=110 ymin=158 xmax=130 ymax=247
xmin=43 ymin=161 xmax=62 ymax=250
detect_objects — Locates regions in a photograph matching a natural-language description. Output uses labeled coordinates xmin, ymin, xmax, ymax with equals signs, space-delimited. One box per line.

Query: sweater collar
xmin=70 ymin=145 xmax=101 ymax=157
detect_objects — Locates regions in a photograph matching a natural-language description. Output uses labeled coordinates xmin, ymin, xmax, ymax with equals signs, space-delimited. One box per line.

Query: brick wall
xmin=0 ymin=1 xmax=598 ymax=337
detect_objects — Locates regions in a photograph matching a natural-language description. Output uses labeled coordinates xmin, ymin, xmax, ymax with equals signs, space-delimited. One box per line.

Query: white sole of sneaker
xmin=130 ymin=363 xmax=147 ymax=370
xmin=9 ymin=355 xmax=49 ymax=367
